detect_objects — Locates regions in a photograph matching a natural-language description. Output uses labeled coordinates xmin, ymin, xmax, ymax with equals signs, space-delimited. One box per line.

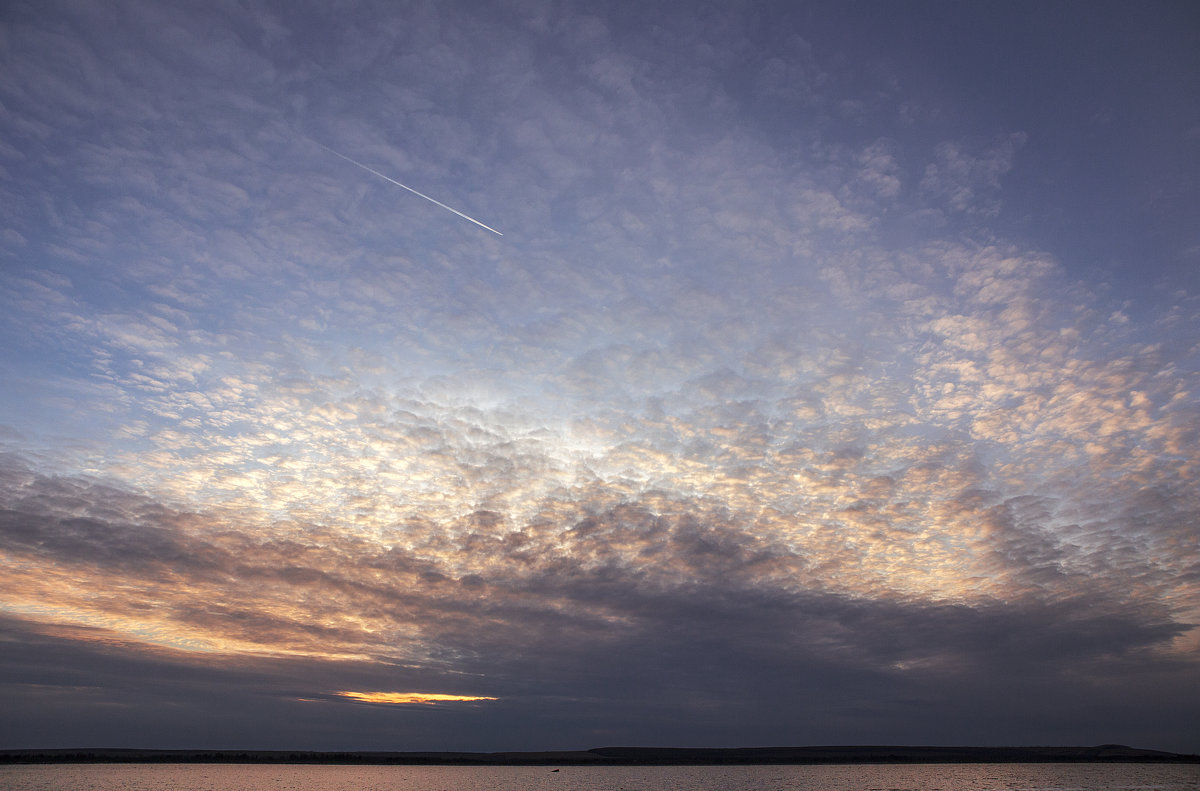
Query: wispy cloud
xmin=337 ymin=691 xmax=498 ymax=705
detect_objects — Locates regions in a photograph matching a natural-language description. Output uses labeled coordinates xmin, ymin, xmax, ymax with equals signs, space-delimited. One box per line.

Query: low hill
xmin=1 ymin=744 xmax=1196 ymax=765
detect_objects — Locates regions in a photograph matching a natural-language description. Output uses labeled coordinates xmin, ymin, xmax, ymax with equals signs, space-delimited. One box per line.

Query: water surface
xmin=2 ymin=762 xmax=1197 ymax=791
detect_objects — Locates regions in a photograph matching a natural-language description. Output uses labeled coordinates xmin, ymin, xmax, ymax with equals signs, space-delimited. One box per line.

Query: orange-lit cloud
xmin=336 ymin=691 xmax=498 ymax=705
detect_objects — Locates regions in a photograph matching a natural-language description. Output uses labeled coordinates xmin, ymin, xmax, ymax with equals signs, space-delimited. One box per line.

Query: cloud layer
xmin=1 ymin=0 xmax=1198 ymax=752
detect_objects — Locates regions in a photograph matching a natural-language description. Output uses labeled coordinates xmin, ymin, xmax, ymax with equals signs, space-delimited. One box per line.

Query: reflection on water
xmin=1 ymin=762 xmax=1197 ymax=791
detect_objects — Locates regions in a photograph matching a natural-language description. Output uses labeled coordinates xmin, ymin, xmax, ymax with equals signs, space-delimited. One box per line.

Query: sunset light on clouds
xmin=336 ymin=692 xmax=499 ymax=705
xmin=1 ymin=0 xmax=1198 ymax=753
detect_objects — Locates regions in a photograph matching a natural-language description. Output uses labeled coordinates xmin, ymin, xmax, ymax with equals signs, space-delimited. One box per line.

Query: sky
xmin=1 ymin=0 xmax=1199 ymax=753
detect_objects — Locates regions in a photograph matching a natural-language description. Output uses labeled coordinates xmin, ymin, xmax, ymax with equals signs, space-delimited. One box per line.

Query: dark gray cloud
xmin=1 ymin=453 xmax=1196 ymax=750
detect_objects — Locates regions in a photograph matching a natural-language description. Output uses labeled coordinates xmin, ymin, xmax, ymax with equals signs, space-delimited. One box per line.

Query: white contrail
xmin=318 ymin=143 xmax=502 ymax=236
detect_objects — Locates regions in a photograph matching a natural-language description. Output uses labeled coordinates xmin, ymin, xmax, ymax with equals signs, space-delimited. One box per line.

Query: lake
xmin=1 ymin=763 xmax=1197 ymax=791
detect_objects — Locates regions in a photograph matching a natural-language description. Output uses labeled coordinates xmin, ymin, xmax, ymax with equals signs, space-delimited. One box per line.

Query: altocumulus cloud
xmin=0 ymin=0 xmax=1198 ymax=753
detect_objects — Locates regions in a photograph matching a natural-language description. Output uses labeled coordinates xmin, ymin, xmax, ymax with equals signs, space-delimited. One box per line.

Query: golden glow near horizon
xmin=336 ymin=691 xmax=499 ymax=705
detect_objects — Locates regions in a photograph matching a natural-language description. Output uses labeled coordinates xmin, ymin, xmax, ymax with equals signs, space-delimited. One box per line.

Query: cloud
xmin=856 ymin=139 xmax=903 ymax=200
xmin=920 ymin=133 xmax=1027 ymax=215
xmin=1 ymin=0 xmax=1198 ymax=752
xmin=336 ymin=691 xmax=498 ymax=705
xmin=2 ymin=460 xmax=1196 ymax=748
xmin=1 ymin=444 xmax=1192 ymax=664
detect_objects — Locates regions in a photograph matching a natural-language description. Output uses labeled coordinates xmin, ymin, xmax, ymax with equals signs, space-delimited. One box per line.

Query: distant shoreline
xmin=2 ymin=745 xmax=1197 ymax=765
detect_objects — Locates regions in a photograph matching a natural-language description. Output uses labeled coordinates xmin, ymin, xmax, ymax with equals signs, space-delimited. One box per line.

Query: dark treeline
xmin=2 ymin=744 xmax=1197 ymax=765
